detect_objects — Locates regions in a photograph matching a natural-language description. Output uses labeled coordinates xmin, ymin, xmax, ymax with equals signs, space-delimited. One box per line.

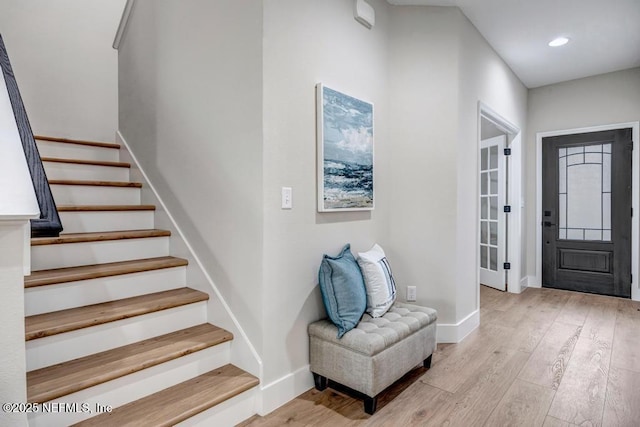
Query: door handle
xmin=543 ymin=221 xmax=556 ymax=227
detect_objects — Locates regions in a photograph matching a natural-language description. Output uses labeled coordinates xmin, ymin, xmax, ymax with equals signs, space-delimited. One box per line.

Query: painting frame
xmin=316 ymin=83 xmax=374 ymax=212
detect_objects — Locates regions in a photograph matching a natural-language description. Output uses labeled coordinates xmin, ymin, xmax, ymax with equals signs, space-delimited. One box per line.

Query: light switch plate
xmin=281 ymin=187 xmax=292 ymax=209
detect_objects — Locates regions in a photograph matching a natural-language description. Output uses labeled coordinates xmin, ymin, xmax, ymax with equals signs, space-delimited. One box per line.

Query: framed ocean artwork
xmin=316 ymin=84 xmax=374 ymax=212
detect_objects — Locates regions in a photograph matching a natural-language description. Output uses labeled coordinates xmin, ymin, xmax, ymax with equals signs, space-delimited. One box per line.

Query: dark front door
xmin=542 ymin=128 xmax=632 ymax=298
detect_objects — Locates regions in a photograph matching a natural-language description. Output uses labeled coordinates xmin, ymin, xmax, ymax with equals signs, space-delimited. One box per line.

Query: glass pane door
xmin=480 ymin=145 xmax=499 ymax=271
xmin=479 ymin=135 xmax=506 ymax=291
xmin=558 ymin=143 xmax=611 ymax=241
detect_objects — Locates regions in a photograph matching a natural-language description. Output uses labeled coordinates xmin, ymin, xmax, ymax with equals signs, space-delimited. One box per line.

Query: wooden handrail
xmin=0 ymin=35 xmax=62 ymax=237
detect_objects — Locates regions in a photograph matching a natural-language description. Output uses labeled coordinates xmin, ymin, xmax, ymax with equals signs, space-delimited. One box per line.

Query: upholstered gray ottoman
xmin=308 ymin=302 xmax=437 ymax=414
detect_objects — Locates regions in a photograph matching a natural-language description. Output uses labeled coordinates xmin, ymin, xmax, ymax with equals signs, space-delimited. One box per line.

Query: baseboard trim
xmin=524 ymin=275 xmax=540 ymax=288
xmin=436 ymin=309 xmax=479 ymax=343
xmin=256 ymin=365 xmax=314 ymax=416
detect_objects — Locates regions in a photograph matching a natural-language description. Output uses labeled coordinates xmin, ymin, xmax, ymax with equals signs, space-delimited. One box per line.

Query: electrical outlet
xmin=407 ymin=286 xmax=417 ymax=302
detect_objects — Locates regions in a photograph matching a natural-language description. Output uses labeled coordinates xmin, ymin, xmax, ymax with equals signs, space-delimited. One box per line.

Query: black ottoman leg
xmin=424 ymin=354 xmax=433 ymax=369
xmin=313 ymin=373 xmax=328 ymax=391
xmin=364 ymin=396 xmax=378 ymax=415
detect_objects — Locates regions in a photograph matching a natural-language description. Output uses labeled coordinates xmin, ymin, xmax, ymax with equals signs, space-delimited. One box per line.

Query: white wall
xmin=387 ymin=6 xmax=460 ymax=324
xmin=261 ymin=0 xmax=391 ymax=385
xmin=118 ymin=0 xmax=265 ymax=351
xmin=456 ymin=13 xmax=528 ymax=316
xmin=0 ymin=0 xmax=125 ymax=142
xmin=387 ymin=7 xmax=527 ymax=327
xmin=117 ymin=0 xmax=530 ymax=407
xmin=525 ymin=68 xmax=640 ymax=280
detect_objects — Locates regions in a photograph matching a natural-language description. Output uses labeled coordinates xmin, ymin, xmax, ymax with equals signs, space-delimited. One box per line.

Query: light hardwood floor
xmin=240 ymin=286 xmax=640 ymax=427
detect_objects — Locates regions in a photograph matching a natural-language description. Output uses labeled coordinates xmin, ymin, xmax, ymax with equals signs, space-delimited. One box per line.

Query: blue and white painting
xmin=317 ymin=84 xmax=374 ymax=211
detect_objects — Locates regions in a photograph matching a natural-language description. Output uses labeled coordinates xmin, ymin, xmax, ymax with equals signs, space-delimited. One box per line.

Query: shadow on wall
xmin=285 ymin=283 xmax=326 ymax=373
xmin=316 ymin=211 xmax=372 ymax=224
xmin=143 ymin=172 xmax=263 ymax=349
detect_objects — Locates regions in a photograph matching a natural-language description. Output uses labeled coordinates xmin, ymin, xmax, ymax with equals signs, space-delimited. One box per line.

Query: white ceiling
xmin=386 ymin=0 xmax=640 ymax=88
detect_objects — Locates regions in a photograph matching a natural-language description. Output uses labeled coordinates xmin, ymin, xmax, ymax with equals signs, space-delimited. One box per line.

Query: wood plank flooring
xmin=240 ymin=286 xmax=640 ymax=427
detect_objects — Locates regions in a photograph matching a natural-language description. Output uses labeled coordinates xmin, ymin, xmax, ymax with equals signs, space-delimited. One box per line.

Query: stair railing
xmin=0 ymin=34 xmax=62 ymax=237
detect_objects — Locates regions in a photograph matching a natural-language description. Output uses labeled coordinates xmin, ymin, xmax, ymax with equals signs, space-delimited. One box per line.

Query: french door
xmin=480 ymin=135 xmax=507 ymax=291
xmin=542 ymin=129 xmax=632 ymax=297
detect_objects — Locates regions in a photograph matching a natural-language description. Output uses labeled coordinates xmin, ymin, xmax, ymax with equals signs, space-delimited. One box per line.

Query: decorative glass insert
xmin=558 ymin=143 xmax=611 ymax=241
xmin=480 ymin=146 xmax=499 ymax=271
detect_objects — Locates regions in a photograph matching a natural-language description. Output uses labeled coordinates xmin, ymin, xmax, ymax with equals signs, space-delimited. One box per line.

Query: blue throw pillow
xmin=318 ymin=244 xmax=367 ymax=338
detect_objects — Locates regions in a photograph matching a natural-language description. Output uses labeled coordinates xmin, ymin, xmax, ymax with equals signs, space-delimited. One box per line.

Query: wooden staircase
xmin=25 ymin=136 xmax=259 ymax=426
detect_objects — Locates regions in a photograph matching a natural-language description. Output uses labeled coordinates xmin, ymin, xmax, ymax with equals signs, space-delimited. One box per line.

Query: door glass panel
xmin=490 ymin=196 xmax=498 ymax=220
xmin=481 ymin=172 xmax=488 ymax=195
xmin=480 ymin=137 xmax=504 ymax=282
xmin=481 ymin=148 xmax=488 ymax=170
xmin=481 ymin=246 xmax=487 ymax=269
xmin=490 ymin=222 xmax=497 ymax=245
xmin=559 ymin=157 xmax=567 ymax=193
xmin=603 ymin=193 xmax=611 ymax=230
xmin=603 ymin=146 xmax=611 ymax=192
xmin=481 ymin=197 xmax=488 ymax=219
xmin=559 ymin=194 xmax=567 ymax=228
xmin=558 ymin=143 xmax=611 ymax=241
xmin=490 ymin=146 xmax=498 ymax=169
xmin=490 ymin=171 xmax=498 ymax=195
xmin=490 ymin=247 xmax=497 ymax=271
xmin=481 ymin=222 xmax=488 ymax=244
xmin=585 ymin=230 xmax=602 ymax=240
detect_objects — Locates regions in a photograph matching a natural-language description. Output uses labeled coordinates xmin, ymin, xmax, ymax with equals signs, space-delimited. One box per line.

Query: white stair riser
xmin=31 ymin=237 xmax=170 ymax=270
xmin=36 ymin=140 xmax=119 ymax=162
xmin=59 ymin=210 xmax=154 ymax=234
xmin=44 ymin=161 xmax=130 ymax=182
xmin=27 ymin=302 xmax=207 ymax=371
xmin=177 ymin=388 xmax=257 ymax=427
xmin=51 ymin=184 xmax=140 ymax=206
xmin=27 ymin=343 xmax=230 ymax=427
xmin=25 ymin=267 xmax=187 ymax=316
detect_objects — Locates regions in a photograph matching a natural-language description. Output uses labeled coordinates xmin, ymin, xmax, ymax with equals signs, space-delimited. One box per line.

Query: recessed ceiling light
xmin=548 ymin=37 xmax=570 ymax=47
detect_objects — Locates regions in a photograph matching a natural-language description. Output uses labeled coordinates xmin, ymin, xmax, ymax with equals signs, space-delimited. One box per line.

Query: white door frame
xmin=535 ymin=121 xmax=640 ymax=301
xmin=477 ymin=102 xmax=523 ymax=299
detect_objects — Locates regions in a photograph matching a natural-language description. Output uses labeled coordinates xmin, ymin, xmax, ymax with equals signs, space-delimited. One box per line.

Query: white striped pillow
xmin=357 ymin=244 xmax=397 ymax=317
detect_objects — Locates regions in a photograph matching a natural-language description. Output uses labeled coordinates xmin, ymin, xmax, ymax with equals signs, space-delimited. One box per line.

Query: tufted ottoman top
xmin=308 ymin=302 xmax=437 ymax=357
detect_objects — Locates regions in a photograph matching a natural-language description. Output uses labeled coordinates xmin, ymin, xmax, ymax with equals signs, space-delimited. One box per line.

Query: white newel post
xmin=1 ymin=62 xmax=40 ymax=426
xmin=0 ymin=220 xmax=34 ymax=427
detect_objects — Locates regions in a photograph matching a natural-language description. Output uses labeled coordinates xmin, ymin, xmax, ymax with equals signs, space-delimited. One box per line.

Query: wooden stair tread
xmin=48 ymin=179 xmax=142 ymax=188
xmin=32 ymin=229 xmax=170 ymax=246
xmin=41 ymin=157 xmax=131 ymax=168
xmin=73 ymin=364 xmax=258 ymax=427
xmin=57 ymin=205 xmax=156 ymax=212
xmin=25 ymin=256 xmax=188 ymax=288
xmin=35 ymin=135 xmax=120 ymax=149
xmin=27 ymin=324 xmax=232 ymax=403
xmin=25 ymin=288 xmax=208 ymax=341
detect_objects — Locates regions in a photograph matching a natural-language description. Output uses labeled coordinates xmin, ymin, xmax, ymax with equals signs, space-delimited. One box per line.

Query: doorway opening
xmin=477 ymin=103 xmax=522 ymax=300
xmin=479 ymin=124 xmax=507 ymax=291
